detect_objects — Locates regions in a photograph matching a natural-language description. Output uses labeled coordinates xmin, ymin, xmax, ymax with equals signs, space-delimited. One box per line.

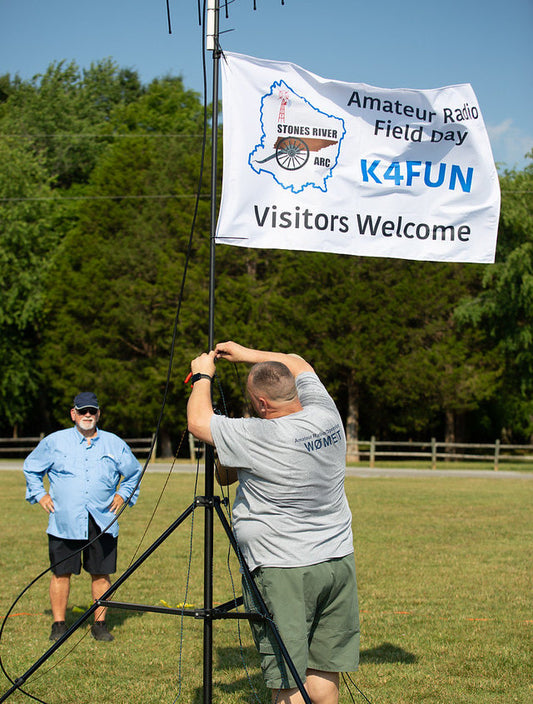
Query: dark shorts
xmin=48 ymin=514 xmax=117 ymax=576
xmin=243 ymin=553 xmax=360 ymax=690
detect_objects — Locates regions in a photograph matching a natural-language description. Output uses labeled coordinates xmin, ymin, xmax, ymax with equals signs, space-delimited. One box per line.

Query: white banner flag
xmin=216 ymin=52 xmax=500 ymax=263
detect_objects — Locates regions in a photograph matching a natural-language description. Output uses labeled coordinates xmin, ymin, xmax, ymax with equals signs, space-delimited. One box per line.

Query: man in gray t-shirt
xmin=187 ymin=341 xmax=359 ymax=704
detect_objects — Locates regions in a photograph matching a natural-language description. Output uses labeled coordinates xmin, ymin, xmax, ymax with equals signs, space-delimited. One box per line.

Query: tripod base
xmin=0 ymin=494 xmax=311 ymax=704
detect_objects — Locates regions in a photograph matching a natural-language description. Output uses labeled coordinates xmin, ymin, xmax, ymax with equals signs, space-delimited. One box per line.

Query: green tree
xmin=0 ymin=59 xmax=143 ymax=189
xmin=230 ymin=249 xmax=497 ymax=445
xmin=456 ymin=154 xmax=533 ymax=440
xmin=386 ymin=262 xmax=501 ymax=443
xmin=0 ymin=60 xmax=145 ymax=434
xmin=7 ymin=59 xmax=526 ymax=448
xmin=0 ymin=138 xmax=58 ymax=433
xmin=39 ymin=77 xmax=210 ymax=453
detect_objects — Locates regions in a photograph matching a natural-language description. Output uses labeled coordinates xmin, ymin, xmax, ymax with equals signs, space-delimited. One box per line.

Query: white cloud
xmin=486 ymin=119 xmax=533 ymax=171
xmin=487 ymin=119 xmax=513 ymax=139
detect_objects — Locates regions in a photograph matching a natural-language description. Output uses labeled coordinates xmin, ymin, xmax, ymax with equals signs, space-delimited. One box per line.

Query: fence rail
xmin=2 ymin=436 xmax=532 ymax=469
xmin=346 ymin=437 xmax=533 ymax=470
xmin=0 ymin=435 xmax=155 ymax=459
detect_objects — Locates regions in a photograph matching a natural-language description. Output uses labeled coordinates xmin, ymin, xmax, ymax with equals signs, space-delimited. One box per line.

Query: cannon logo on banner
xmin=249 ymin=82 xmax=346 ymax=194
xmin=216 ymin=52 xmax=500 ymax=264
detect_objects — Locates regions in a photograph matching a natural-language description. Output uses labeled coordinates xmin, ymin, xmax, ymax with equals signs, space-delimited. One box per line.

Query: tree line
xmin=1 ymin=60 xmax=532 ymax=454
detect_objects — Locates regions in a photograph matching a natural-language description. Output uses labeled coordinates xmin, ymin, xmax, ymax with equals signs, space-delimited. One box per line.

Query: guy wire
xmin=342 ymin=669 xmax=375 ymax=703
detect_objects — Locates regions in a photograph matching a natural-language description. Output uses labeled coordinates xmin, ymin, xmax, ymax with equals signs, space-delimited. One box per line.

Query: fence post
xmin=354 ymin=439 xmax=359 ymax=463
xmin=346 ymin=439 xmax=359 ymax=464
xmin=370 ymin=436 xmax=376 ymax=468
xmin=494 ymin=439 xmax=500 ymax=471
xmin=431 ymin=437 xmax=437 ymax=470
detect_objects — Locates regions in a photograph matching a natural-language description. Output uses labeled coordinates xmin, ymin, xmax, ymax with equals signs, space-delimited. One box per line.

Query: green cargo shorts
xmin=242 ymin=553 xmax=360 ymax=689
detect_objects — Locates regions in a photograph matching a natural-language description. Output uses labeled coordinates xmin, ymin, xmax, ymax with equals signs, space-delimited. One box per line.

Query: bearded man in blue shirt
xmin=23 ymin=392 xmax=143 ymax=642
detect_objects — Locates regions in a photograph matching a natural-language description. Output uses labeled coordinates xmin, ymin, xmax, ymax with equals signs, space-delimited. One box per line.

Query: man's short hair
xmin=248 ymin=362 xmax=298 ymax=403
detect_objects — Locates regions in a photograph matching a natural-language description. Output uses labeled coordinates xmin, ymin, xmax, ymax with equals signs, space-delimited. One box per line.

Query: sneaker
xmin=49 ymin=621 xmax=67 ymax=641
xmin=90 ymin=621 xmax=114 ymax=642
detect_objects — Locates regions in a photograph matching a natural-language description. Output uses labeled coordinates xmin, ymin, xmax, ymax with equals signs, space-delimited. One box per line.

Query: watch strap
xmin=190 ymin=373 xmax=212 ymax=384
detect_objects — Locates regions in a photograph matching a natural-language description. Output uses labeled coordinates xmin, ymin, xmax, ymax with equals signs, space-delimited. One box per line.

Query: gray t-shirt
xmin=210 ymin=372 xmax=353 ymax=571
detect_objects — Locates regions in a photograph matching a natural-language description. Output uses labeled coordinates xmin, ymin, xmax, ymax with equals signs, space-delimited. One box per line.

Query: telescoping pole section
xmin=0 ymin=4 xmax=312 ymax=703
xmin=203 ymin=2 xmax=311 ymax=703
xmin=204 ymin=1 xmax=219 ymax=702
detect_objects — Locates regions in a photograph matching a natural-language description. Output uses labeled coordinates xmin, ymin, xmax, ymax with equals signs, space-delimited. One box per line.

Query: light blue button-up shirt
xmin=23 ymin=426 xmax=143 ymax=539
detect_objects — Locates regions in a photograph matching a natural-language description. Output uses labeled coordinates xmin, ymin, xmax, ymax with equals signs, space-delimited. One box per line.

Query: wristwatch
xmin=190 ymin=373 xmax=212 ymax=384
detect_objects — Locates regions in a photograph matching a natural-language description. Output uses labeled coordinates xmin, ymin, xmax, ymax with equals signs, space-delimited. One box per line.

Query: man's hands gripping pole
xmin=186 ymin=342 xmax=251 ymax=444
xmin=186 ymin=341 xmax=314 ymax=444
xmin=214 ymin=341 xmax=314 ymax=376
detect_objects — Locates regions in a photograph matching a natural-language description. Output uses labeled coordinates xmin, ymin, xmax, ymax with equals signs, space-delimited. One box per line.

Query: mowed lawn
xmin=0 ymin=468 xmax=531 ymax=704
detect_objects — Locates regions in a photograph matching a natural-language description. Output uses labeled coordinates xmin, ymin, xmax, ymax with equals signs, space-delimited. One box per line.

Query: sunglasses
xmin=75 ymin=407 xmax=99 ymax=415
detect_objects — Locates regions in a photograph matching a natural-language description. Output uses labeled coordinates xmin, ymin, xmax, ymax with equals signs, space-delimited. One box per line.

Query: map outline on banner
xmin=248 ymin=79 xmax=346 ymax=194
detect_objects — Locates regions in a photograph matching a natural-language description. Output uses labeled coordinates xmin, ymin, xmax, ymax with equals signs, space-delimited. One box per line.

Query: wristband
xmin=190 ymin=373 xmax=212 ymax=384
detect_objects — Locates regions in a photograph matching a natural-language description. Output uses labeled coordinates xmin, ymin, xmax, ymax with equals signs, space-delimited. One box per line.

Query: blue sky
xmin=1 ymin=0 xmax=532 ymax=171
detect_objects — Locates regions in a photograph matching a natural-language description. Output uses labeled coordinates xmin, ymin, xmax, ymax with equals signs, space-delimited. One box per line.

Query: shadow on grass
xmin=211 ymin=671 xmax=268 ymax=703
xmin=44 ymin=601 xmax=143 ymax=634
xmin=189 ymin=642 xmax=417 ymax=702
xmin=360 ymin=641 xmax=417 ymax=664
xmin=192 ymin=644 xmax=267 ymax=703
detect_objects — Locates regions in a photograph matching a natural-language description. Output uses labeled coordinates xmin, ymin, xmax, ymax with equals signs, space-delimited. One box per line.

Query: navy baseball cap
xmin=73 ymin=391 xmax=99 ymax=409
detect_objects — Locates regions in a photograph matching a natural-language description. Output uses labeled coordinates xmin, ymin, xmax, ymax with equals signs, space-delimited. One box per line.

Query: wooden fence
xmin=346 ymin=437 xmax=533 ymax=470
xmin=3 ymin=435 xmax=533 ymax=470
xmin=0 ymin=435 xmax=155 ymax=459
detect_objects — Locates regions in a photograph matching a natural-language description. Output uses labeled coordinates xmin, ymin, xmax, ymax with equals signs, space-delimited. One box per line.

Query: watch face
xmin=192 ymin=373 xmax=211 ymax=383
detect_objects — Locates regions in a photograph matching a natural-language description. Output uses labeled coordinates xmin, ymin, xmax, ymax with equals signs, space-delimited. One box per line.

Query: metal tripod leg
xmin=213 ymin=498 xmax=312 ymax=704
xmin=0 ymin=502 xmax=195 ymax=703
xmin=0 ymin=495 xmax=311 ymax=704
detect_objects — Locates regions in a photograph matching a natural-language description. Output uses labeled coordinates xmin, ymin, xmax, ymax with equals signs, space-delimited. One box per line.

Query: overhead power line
xmin=0 ymin=193 xmax=209 ymax=202
xmin=0 ymin=133 xmax=207 ymax=139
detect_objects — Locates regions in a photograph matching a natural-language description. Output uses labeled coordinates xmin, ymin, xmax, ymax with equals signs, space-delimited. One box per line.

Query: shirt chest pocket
xmin=89 ymin=454 xmax=120 ymax=489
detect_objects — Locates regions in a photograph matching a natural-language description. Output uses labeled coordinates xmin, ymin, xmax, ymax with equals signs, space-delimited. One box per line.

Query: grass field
xmin=0 ymin=468 xmax=531 ymax=704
